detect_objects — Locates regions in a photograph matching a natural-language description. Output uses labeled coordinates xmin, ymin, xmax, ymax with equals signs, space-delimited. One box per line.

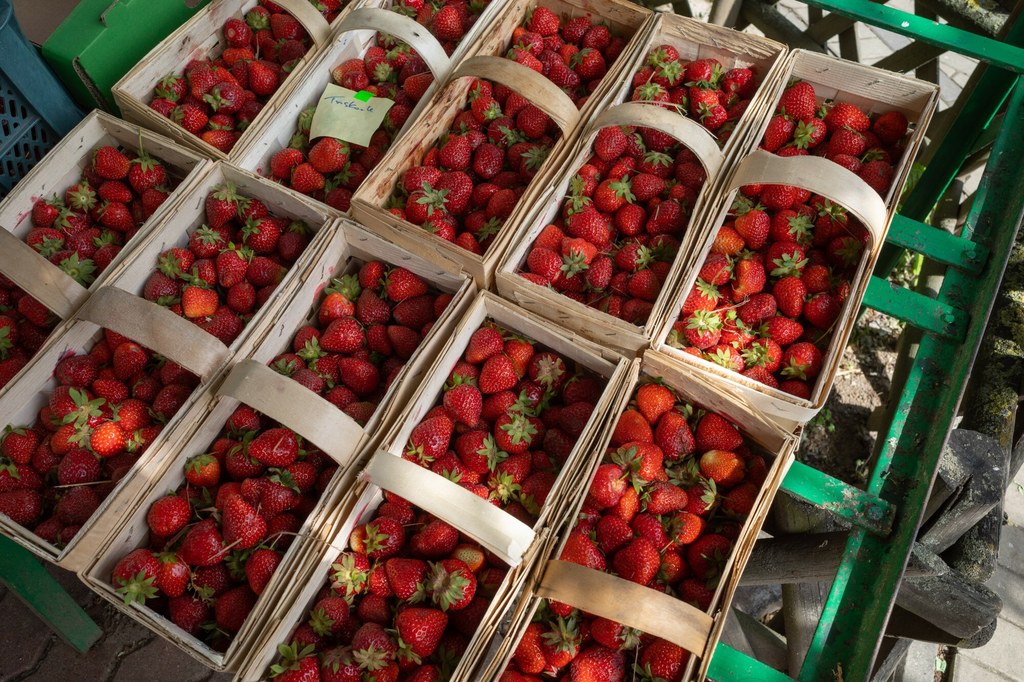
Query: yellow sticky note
xmin=309 ymin=84 xmax=394 ymax=148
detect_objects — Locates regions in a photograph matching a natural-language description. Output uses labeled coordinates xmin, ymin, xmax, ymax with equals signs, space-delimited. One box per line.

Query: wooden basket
xmin=745 ymin=49 xmax=940 ymax=212
xmin=233 ymin=474 xmax=553 ymax=681
xmin=228 ymin=215 xmax=479 ymax=458
xmin=231 ymin=6 xmax=456 ymax=210
xmin=478 ymin=351 xmax=798 ymax=681
xmin=91 ymin=161 xmax=336 ymax=375
xmin=0 ymin=111 xmax=210 ymax=399
xmin=111 ymin=0 xmax=353 ymax=161
xmin=495 ymin=102 xmax=727 ymax=358
xmin=360 ymin=290 xmax=630 ymax=562
xmin=651 ymin=150 xmax=893 ymax=430
xmin=76 ymin=216 xmax=475 ymax=671
xmin=0 ymin=304 xmax=224 ymax=571
xmin=349 ymin=54 xmax=587 ymax=289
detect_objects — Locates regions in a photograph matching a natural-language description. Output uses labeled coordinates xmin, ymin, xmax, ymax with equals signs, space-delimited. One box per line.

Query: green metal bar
xmin=886 ymin=215 xmax=989 ymax=274
xmin=799 ymin=77 xmax=1024 ymax=682
xmin=781 ymin=461 xmax=895 ymax=536
xmin=708 ymin=643 xmax=794 ymax=682
xmin=0 ymin=536 xmax=102 ymax=653
xmin=799 ymin=0 xmax=1024 ymax=72
xmin=862 ymin=277 xmax=969 ymax=340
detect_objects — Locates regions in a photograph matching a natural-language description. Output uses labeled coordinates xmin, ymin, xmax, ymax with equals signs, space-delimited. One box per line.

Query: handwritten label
xmin=309 ymin=84 xmax=394 ymax=148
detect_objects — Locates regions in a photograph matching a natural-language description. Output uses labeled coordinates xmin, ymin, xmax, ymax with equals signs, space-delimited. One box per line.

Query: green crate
xmin=41 ymin=0 xmax=212 ymax=113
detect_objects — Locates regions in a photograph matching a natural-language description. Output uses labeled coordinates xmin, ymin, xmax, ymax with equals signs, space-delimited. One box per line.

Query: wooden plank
xmin=740 ymin=533 xmax=937 ymax=586
xmin=0 ymin=536 xmax=101 ymax=653
xmin=894 ymin=545 xmax=1002 ymax=640
xmin=920 ymin=430 xmax=1005 ymax=553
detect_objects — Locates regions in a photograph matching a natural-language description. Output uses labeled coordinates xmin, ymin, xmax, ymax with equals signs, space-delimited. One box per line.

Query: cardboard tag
xmin=309 ymin=84 xmax=394 ymax=147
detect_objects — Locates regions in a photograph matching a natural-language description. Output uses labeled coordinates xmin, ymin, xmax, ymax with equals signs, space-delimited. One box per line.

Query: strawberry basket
xmin=92 ymin=161 xmax=336 ymax=372
xmin=0 ymin=163 xmax=333 ymax=568
xmin=0 ymin=111 xmax=210 ymax=398
xmin=78 ymin=216 xmax=475 ymax=670
xmin=112 ymin=0 xmax=352 ymax=161
xmin=746 ymin=49 xmax=940 ymax=211
xmin=0 ymin=295 xmax=226 ymax=570
xmin=598 ymin=11 xmax=789 ymax=172
xmin=494 ymin=101 xmax=726 ymax=358
xmin=349 ymin=0 xmax=656 ymax=289
xmin=651 ymin=150 xmax=892 ymax=429
xmin=479 ymin=351 xmax=797 ymax=681
xmin=235 ymin=288 xmax=632 ymax=680
xmin=231 ymin=6 xmax=457 ymax=213
xmin=234 ymin=475 xmax=545 ymax=682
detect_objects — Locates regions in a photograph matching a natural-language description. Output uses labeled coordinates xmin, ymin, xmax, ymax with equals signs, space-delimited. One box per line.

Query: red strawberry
xmin=111 ymin=548 xmax=160 ymax=604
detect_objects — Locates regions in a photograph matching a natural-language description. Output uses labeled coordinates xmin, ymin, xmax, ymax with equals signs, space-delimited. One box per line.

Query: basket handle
xmin=362 ymin=452 xmax=536 ymax=566
xmin=274 ymin=0 xmax=332 ymax=46
xmin=535 ymin=559 xmax=715 ymax=656
xmin=588 ymin=102 xmax=725 ymax=180
xmin=218 ymin=359 xmax=366 ymax=467
xmin=450 ymin=56 xmax=580 ymax=136
xmin=336 ymin=8 xmax=451 ymax=80
xmin=728 ymin=150 xmax=888 ymax=250
xmin=0 ymin=229 xmax=86 ymax=320
xmin=75 ymin=287 xmax=229 ymax=381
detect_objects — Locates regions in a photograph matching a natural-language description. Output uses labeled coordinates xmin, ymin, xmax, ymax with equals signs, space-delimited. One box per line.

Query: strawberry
xmin=111 ymin=548 xmax=160 ymax=604
xmin=93 ymin=146 xmax=131 ymax=180
xmin=404 ymin=415 xmax=453 ymax=465
xmin=222 ymin=494 xmax=267 ymax=549
xmin=179 ymin=517 xmax=225 ymax=567
xmin=248 ymin=427 xmax=299 ymax=467
xmin=777 ymin=81 xmax=817 ymax=121
xmin=395 ymin=607 xmax=448 ymax=659
xmin=570 ymin=645 xmax=624 ymax=680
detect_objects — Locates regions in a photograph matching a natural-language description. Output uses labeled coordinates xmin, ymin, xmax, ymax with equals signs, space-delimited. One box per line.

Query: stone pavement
xmin=947 ymin=462 xmax=1024 ymax=681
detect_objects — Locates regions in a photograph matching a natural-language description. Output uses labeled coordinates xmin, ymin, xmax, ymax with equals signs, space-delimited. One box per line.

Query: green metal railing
xmin=702 ymin=1 xmax=1024 ymax=679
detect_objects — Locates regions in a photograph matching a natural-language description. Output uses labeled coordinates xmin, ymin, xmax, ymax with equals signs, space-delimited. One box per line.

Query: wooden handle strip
xmin=536 ymin=560 xmax=714 ymax=655
xmin=451 ymin=56 xmax=580 ymax=135
xmin=218 ymin=360 xmax=366 ymax=467
xmin=75 ymin=287 xmax=229 ymax=381
xmin=337 ymin=8 xmax=450 ymax=79
xmin=363 ymin=453 xmax=535 ymax=566
xmin=274 ymin=0 xmax=332 ymax=46
xmin=590 ymin=102 xmax=725 ymax=179
xmin=0 ymin=229 xmax=85 ymax=319
xmin=729 ymin=150 xmax=888 ymax=248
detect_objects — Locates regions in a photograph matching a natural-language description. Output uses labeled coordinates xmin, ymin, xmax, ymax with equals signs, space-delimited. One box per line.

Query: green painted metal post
xmin=798 ymin=77 xmax=1024 ymax=682
xmin=0 ymin=536 xmax=102 ymax=652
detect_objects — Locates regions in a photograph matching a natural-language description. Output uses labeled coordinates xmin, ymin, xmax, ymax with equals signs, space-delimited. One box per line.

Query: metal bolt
xmin=942 ymin=312 xmax=956 ymax=325
xmin=865 ymin=505 xmax=884 ymax=521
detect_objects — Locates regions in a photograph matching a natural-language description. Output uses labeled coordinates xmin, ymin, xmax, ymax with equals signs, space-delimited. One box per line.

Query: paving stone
xmin=896 ymin=639 xmax=944 ymax=682
xmin=986 ymin=563 xmax=1024 ymax=630
xmin=995 ymin=522 xmax=1024 ymax=569
xmin=112 ymin=638 xmax=223 ymax=682
xmin=952 ymin=652 xmax=1017 ymax=681
xmin=939 ymin=71 xmax=961 ymax=105
xmin=956 ymin=618 xmax=1024 ymax=679
xmin=943 ymin=52 xmax=981 ymax=77
xmin=1002 ymin=468 xmax=1024 ymax=527
xmin=26 ymin=610 xmax=151 ymax=682
xmin=0 ymin=595 xmax=56 ymax=681
xmin=866 ymin=21 xmax=912 ymax=51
